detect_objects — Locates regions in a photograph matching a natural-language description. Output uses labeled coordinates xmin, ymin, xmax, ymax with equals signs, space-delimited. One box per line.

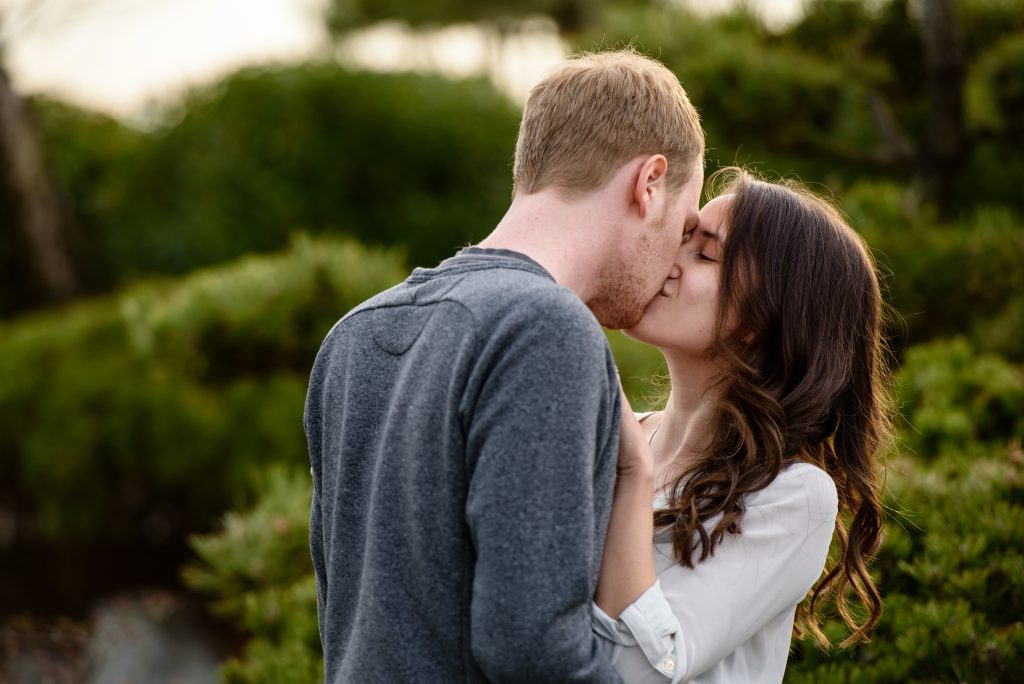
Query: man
xmin=306 ymin=48 xmax=704 ymax=683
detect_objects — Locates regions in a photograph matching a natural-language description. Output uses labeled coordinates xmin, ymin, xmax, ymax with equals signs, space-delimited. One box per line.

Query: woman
xmin=593 ymin=169 xmax=891 ymax=683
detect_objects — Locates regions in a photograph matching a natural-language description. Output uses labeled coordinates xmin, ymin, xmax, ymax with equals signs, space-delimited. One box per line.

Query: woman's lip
xmin=659 ymin=282 xmax=674 ymax=297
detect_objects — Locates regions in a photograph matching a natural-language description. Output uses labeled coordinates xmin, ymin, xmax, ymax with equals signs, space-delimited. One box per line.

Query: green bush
xmin=787 ymin=444 xmax=1024 ymax=683
xmin=184 ymin=466 xmax=322 ymax=683
xmin=788 ymin=340 xmax=1024 ymax=682
xmin=896 ymin=338 xmax=1024 ymax=456
xmin=842 ymin=181 xmax=1024 ymax=358
xmin=967 ymin=33 xmax=1024 ymax=137
xmin=0 ymin=236 xmax=407 ymax=554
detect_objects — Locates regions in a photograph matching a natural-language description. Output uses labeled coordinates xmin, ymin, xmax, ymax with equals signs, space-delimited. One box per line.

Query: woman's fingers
xmin=617 ymin=386 xmax=653 ymax=476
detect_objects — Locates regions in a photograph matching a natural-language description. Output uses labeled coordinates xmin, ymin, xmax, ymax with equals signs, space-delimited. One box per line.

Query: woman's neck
xmin=653 ymin=351 xmax=722 ymax=485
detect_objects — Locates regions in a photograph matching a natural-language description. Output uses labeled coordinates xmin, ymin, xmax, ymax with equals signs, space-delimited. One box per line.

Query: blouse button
xmin=663 ymin=658 xmax=676 ymax=672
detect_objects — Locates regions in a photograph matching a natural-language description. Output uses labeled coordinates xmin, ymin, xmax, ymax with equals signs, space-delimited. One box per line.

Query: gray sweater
xmin=305 ymin=248 xmax=623 ymax=683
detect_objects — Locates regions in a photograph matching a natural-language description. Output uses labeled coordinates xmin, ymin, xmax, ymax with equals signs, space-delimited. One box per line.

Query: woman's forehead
xmin=698 ymin=193 xmax=734 ymax=238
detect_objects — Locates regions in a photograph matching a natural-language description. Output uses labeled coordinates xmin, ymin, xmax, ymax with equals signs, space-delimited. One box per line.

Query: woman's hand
xmin=617 ymin=380 xmax=655 ymax=480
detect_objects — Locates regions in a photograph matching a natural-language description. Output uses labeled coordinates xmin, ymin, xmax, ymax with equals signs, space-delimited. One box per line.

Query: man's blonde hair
xmin=513 ymin=48 xmax=704 ymax=197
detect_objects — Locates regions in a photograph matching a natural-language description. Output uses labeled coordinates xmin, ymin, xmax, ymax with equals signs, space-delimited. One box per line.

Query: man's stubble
xmin=589 ymin=218 xmax=667 ymax=330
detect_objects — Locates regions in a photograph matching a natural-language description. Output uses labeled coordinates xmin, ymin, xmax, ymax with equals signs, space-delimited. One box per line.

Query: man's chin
xmin=591 ymin=303 xmax=645 ymax=330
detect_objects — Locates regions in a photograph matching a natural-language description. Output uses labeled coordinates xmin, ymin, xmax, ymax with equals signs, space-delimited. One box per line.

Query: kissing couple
xmin=306 ymin=48 xmax=890 ymax=684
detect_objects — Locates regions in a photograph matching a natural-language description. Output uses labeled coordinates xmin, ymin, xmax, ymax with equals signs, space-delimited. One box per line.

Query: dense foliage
xmin=841 ymin=181 xmax=1024 ymax=360
xmin=183 ymin=467 xmax=323 ymax=684
xmin=0 ymin=237 xmax=406 ymax=557
xmin=583 ymin=0 xmax=1024 ymax=214
xmin=786 ymin=339 xmax=1024 ymax=683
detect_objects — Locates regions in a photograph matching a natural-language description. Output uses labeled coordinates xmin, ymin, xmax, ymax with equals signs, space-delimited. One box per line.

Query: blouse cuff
xmin=591 ymin=601 xmax=635 ymax=645
xmin=593 ymin=580 xmax=681 ymax=680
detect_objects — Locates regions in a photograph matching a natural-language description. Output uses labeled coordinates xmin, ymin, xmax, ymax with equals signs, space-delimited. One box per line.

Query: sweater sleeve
xmin=593 ymin=464 xmax=838 ymax=683
xmin=463 ymin=294 xmax=623 ymax=684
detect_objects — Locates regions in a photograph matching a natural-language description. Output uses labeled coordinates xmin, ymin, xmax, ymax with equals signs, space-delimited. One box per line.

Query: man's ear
xmin=632 ymin=154 xmax=669 ymax=220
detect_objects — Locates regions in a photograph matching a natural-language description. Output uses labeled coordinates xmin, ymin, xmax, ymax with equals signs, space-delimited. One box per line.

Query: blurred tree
xmin=323 ymin=0 xmax=653 ymax=89
xmin=787 ymin=0 xmax=921 ymax=166
xmin=22 ymin=65 xmax=520 ymax=294
xmin=0 ymin=58 xmax=81 ymax=308
xmin=581 ymin=4 xmax=894 ymax=186
xmin=784 ymin=0 xmax=968 ymax=211
xmin=920 ymin=0 xmax=967 ymax=209
xmin=789 ymin=0 xmax=1024 ymax=214
xmin=958 ymin=0 xmax=1024 ymax=57
xmin=26 ymin=98 xmax=144 ymax=294
xmin=585 ymin=0 xmax=1023 ymax=216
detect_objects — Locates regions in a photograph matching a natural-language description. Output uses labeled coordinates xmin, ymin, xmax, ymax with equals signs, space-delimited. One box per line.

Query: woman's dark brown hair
xmin=653 ymin=167 xmax=892 ymax=648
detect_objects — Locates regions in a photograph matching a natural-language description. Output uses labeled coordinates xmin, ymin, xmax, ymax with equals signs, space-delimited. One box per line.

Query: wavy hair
xmin=652 ymin=168 xmax=893 ymax=648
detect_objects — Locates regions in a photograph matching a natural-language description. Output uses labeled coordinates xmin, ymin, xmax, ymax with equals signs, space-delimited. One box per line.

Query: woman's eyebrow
xmin=700 ymin=229 xmax=722 ymax=242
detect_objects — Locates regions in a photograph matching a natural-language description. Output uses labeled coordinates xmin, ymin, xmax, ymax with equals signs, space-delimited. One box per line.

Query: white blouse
xmin=592 ymin=416 xmax=838 ymax=683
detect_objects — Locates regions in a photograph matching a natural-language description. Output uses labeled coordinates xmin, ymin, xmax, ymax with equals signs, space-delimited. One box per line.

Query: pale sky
xmin=2 ymin=0 xmax=331 ymax=119
xmin=1 ymin=0 xmax=804 ymax=122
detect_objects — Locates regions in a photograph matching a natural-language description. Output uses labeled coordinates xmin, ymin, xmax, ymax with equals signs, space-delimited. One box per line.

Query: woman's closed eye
xmin=695 ymin=251 xmax=717 ymax=263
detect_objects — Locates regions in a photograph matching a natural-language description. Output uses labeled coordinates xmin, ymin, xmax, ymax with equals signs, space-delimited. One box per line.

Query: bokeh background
xmin=1 ymin=0 xmax=1022 ymax=681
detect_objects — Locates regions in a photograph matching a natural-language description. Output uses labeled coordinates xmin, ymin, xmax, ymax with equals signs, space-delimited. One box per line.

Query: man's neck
xmin=477 ymin=191 xmax=613 ymax=304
